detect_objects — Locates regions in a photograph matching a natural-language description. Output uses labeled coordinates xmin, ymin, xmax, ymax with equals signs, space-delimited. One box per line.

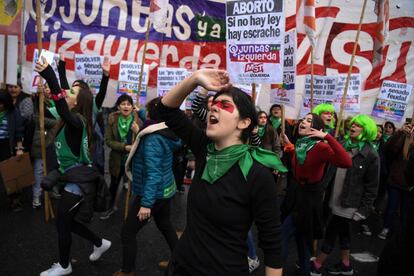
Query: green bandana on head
xmin=343 ymin=138 xmax=365 ymax=152
xmin=258 ymin=125 xmax=266 ymax=138
xmin=270 ymin=117 xmax=281 ymax=130
xmin=118 ymin=114 xmax=133 ymax=141
xmin=0 ymin=111 xmax=6 ymax=124
xmin=295 ymin=137 xmax=319 ymax=165
xmin=201 ymin=143 xmax=287 ymax=184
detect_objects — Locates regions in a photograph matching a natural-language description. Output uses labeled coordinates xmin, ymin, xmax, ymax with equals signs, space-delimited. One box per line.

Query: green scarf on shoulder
xmin=258 ymin=125 xmax=266 ymax=138
xmin=295 ymin=137 xmax=319 ymax=165
xmin=202 ymin=144 xmax=287 ymax=184
xmin=0 ymin=111 xmax=6 ymax=124
xmin=343 ymin=138 xmax=365 ymax=152
xmin=371 ymin=141 xmax=380 ymax=152
xmin=269 ymin=117 xmax=281 ymax=130
xmin=118 ymin=114 xmax=133 ymax=142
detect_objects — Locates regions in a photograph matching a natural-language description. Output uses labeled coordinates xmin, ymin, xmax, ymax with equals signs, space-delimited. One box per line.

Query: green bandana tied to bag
xmin=295 ymin=137 xmax=319 ymax=165
xmin=118 ymin=114 xmax=133 ymax=142
xmin=270 ymin=117 xmax=281 ymax=130
xmin=258 ymin=126 xmax=266 ymax=138
xmin=343 ymin=138 xmax=365 ymax=152
xmin=202 ymin=144 xmax=287 ymax=184
xmin=0 ymin=111 xmax=6 ymax=125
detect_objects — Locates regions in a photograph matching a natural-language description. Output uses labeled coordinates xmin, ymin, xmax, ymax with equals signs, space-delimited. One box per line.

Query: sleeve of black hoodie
xmin=57 ymin=60 xmax=70 ymax=90
xmin=157 ymin=101 xmax=209 ymax=159
xmin=94 ymin=73 xmax=109 ymax=109
xmin=39 ymin=65 xmax=83 ymax=130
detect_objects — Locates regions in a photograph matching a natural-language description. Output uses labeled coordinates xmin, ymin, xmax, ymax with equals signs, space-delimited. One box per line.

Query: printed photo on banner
xmin=270 ymin=30 xmax=296 ymax=108
xmin=30 ymin=49 xmax=60 ymax=93
xmin=75 ymin=54 xmax=104 ymax=96
xmin=333 ymin=74 xmax=361 ymax=113
xmin=226 ymin=0 xmax=285 ymax=84
xmin=300 ymin=75 xmax=337 ymax=118
xmin=117 ymin=61 xmax=149 ymax=105
xmin=371 ymin=80 xmax=413 ymax=122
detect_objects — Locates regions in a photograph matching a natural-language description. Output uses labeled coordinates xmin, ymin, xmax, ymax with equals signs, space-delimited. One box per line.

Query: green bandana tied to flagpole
xmin=118 ymin=114 xmax=133 ymax=142
xmin=258 ymin=125 xmax=266 ymax=138
xmin=295 ymin=137 xmax=319 ymax=165
xmin=0 ymin=111 xmax=6 ymax=125
xmin=343 ymin=138 xmax=366 ymax=152
xmin=270 ymin=117 xmax=281 ymax=130
xmin=202 ymin=144 xmax=287 ymax=184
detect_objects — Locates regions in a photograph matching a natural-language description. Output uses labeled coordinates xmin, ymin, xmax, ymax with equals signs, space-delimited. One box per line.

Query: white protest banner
xmin=157 ymin=67 xmax=189 ymax=97
xmin=300 ymin=75 xmax=337 ymax=118
xmin=5 ymin=35 xmax=18 ymax=85
xmin=30 ymin=49 xmax=60 ymax=93
xmin=270 ymin=30 xmax=296 ymax=108
xmin=334 ymin=74 xmax=361 ymax=113
xmin=117 ymin=61 xmax=149 ymax=105
xmin=226 ymin=0 xmax=284 ymax=84
xmin=233 ymin=83 xmax=262 ymax=105
xmin=75 ymin=54 xmax=104 ymax=95
xmin=371 ymin=80 xmax=413 ymax=122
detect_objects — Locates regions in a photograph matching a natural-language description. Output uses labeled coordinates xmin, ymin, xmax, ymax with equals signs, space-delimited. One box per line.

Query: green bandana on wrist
xmin=295 ymin=137 xmax=319 ymax=165
xmin=343 ymin=138 xmax=365 ymax=152
xmin=118 ymin=114 xmax=133 ymax=141
xmin=201 ymin=143 xmax=287 ymax=184
xmin=270 ymin=117 xmax=281 ymax=130
xmin=258 ymin=125 xmax=266 ymax=138
xmin=0 ymin=111 xmax=6 ymax=125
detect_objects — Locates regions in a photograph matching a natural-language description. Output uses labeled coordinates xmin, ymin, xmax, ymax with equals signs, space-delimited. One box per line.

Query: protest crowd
xmin=0 ymin=1 xmax=413 ymax=276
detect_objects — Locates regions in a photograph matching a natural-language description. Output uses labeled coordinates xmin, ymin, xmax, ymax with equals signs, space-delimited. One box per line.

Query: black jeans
xmin=109 ymin=166 xmax=125 ymax=203
xmin=121 ymin=196 xmax=178 ymax=272
xmin=56 ymin=190 xmax=102 ymax=268
xmin=321 ymin=215 xmax=351 ymax=254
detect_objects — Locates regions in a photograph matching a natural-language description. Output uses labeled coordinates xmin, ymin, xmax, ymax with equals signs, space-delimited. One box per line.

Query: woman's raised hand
xmin=34 ymin=56 xmax=49 ymax=73
xmin=308 ymin=128 xmax=327 ymax=139
xmin=195 ymin=69 xmax=231 ymax=92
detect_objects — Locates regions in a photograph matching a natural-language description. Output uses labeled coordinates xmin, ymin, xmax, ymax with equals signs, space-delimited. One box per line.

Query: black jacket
xmin=331 ymin=143 xmax=379 ymax=218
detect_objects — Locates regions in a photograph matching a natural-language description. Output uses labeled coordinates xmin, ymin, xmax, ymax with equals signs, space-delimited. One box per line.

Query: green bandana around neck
xmin=0 ymin=111 xmax=6 ymax=124
xmin=295 ymin=137 xmax=319 ymax=165
xmin=270 ymin=117 xmax=281 ymax=130
xmin=201 ymin=143 xmax=287 ymax=184
xmin=258 ymin=125 xmax=266 ymax=138
xmin=371 ymin=141 xmax=380 ymax=152
xmin=382 ymin=134 xmax=391 ymax=143
xmin=118 ymin=114 xmax=133 ymax=141
xmin=343 ymin=138 xmax=365 ymax=152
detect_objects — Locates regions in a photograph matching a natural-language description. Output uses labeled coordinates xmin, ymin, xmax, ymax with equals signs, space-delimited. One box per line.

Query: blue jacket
xmin=132 ymin=128 xmax=181 ymax=208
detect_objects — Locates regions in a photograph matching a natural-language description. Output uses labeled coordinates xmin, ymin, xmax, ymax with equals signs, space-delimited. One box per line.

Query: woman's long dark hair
xmin=213 ymin=88 xmax=257 ymax=144
xmin=257 ymin=111 xmax=277 ymax=150
xmin=72 ymin=87 xmax=94 ymax=148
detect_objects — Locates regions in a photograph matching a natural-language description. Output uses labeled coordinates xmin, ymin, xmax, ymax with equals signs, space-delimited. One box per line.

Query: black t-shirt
xmin=158 ymin=102 xmax=283 ymax=275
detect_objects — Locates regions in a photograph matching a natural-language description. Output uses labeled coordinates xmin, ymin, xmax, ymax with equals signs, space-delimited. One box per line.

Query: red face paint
xmin=211 ymin=100 xmax=235 ymax=113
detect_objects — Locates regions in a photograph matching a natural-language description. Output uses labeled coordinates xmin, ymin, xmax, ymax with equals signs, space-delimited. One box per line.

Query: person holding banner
xmin=312 ymin=103 xmax=336 ymax=135
xmin=280 ymin=113 xmax=352 ymax=275
xmin=311 ymin=115 xmax=379 ymax=276
xmin=158 ymin=69 xmax=286 ymax=276
xmin=35 ymin=58 xmax=111 ymax=276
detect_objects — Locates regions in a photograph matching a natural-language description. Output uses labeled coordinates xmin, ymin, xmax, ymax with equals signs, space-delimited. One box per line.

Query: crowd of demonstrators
xmin=2 ymin=50 xmax=414 ymax=276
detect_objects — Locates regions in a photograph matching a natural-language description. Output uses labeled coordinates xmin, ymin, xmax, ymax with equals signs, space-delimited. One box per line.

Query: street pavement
xmin=0 ymin=184 xmax=386 ymax=276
